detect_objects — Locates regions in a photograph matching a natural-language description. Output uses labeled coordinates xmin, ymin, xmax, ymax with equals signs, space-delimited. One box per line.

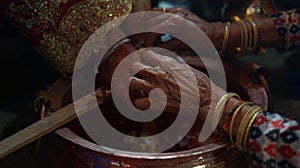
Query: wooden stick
xmin=0 ymin=91 xmax=111 ymax=159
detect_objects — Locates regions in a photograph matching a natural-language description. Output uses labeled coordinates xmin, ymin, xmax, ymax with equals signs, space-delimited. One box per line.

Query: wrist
xmin=219 ymin=97 xmax=240 ymax=126
xmin=212 ymin=21 xmax=241 ymax=57
xmin=210 ymin=22 xmax=226 ymax=50
xmin=227 ymin=22 xmax=241 ymax=52
xmin=97 ymin=39 xmax=136 ymax=85
xmin=253 ymin=17 xmax=282 ymax=47
xmin=220 ymin=97 xmax=250 ymax=135
xmin=218 ymin=93 xmax=264 ymax=151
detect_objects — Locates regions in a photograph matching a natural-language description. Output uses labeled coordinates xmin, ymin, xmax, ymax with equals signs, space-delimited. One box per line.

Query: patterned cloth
xmin=0 ymin=0 xmax=135 ymax=76
xmin=248 ymin=9 xmax=300 ymax=167
xmin=272 ymin=8 xmax=300 ymax=52
xmin=249 ymin=112 xmax=300 ymax=167
xmin=248 ymin=9 xmax=300 ymax=168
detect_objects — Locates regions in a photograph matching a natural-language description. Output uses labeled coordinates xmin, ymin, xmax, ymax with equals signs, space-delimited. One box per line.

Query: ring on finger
xmin=162 ymin=7 xmax=167 ymax=13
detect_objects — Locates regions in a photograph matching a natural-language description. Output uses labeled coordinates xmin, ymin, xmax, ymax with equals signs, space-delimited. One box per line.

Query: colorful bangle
xmin=221 ymin=100 xmax=244 ymax=137
xmin=213 ymin=93 xmax=241 ymax=131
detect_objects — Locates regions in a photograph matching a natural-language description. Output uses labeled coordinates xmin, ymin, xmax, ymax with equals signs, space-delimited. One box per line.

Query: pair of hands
xmin=98 ymin=7 xmax=226 ymax=121
xmin=129 ymin=8 xmax=224 ymax=52
xmin=106 ymin=49 xmax=225 ymax=121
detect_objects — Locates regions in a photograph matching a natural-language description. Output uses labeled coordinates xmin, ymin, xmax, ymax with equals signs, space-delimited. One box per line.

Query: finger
xmin=131 ymin=58 xmax=175 ymax=84
xmin=152 ymin=7 xmax=187 ymax=16
xmin=134 ymin=90 xmax=147 ymax=99
xmin=129 ymin=77 xmax=154 ymax=95
xmin=141 ymin=50 xmax=200 ymax=92
xmin=148 ymin=13 xmax=183 ymax=37
xmin=152 ymin=7 xmax=170 ymax=13
xmin=129 ymin=33 xmax=163 ymax=48
xmin=134 ymin=88 xmax=198 ymax=114
xmin=135 ymin=97 xmax=180 ymax=113
xmin=134 ymin=98 xmax=151 ymax=111
xmin=151 ymin=8 xmax=190 ymax=23
xmin=168 ymin=66 xmax=202 ymax=95
xmin=168 ymin=8 xmax=190 ymax=17
xmin=149 ymin=13 xmax=174 ymax=27
xmin=131 ymin=62 xmax=159 ymax=82
xmin=156 ymin=39 xmax=191 ymax=51
xmin=132 ymin=0 xmax=151 ymax=12
xmin=150 ymin=16 xmax=177 ymax=30
xmin=141 ymin=50 xmax=175 ymax=67
xmin=130 ymin=62 xmax=152 ymax=75
xmin=164 ymin=99 xmax=181 ymax=113
xmin=143 ymin=32 xmax=163 ymax=47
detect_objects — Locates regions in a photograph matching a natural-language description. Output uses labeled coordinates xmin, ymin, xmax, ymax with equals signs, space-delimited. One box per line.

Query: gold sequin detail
xmin=8 ymin=0 xmax=135 ymax=76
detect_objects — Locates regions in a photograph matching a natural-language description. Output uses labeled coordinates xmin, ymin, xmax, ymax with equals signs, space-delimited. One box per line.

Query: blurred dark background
xmin=0 ymin=15 xmax=59 ymax=167
xmin=1 ymin=0 xmax=300 ymax=167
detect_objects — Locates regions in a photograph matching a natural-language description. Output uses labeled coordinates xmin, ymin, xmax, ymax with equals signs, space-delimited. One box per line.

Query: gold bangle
xmin=213 ymin=92 xmax=241 ymax=130
xmin=233 ymin=21 xmax=244 ymax=57
xmin=247 ymin=19 xmax=259 ymax=54
xmin=239 ymin=20 xmax=249 ymax=55
xmin=236 ymin=105 xmax=261 ymax=150
xmin=231 ymin=19 xmax=259 ymax=57
xmin=229 ymin=102 xmax=253 ymax=144
xmin=219 ymin=22 xmax=231 ymax=57
xmin=243 ymin=107 xmax=263 ymax=150
xmin=245 ymin=20 xmax=253 ymax=55
xmin=232 ymin=20 xmax=247 ymax=57
xmin=236 ymin=106 xmax=256 ymax=150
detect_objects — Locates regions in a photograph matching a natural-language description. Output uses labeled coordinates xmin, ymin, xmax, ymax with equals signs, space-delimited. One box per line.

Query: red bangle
xmin=221 ymin=100 xmax=244 ymax=137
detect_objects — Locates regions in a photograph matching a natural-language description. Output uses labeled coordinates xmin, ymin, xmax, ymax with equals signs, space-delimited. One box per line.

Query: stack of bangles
xmin=219 ymin=19 xmax=258 ymax=57
xmin=215 ymin=92 xmax=264 ymax=151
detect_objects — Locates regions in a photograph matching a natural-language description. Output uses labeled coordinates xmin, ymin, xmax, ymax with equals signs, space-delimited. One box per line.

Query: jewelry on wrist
xmin=230 ymin=19 xmax=259 ymax=57
xmin=221 ymin=100 xmax=244 ymax=137
xmin=212 ymin=92 xmax=265 ymax=152
xmin=236 ymin=105 xmax=261 ymax=151
xmin=229 ymin=101 xmax=253 ymax=144
xmin=213 ymin=93 xmax=241 ymax=131
xmin=247 ymin=19 xmax=259 ymax=54
xmin=227 ymin=103 xmax=264 ymax=151
xmin=242 ymin=106 xmax=263 ymax=151
xmin=219 ymin=21 xmax=231 ymax=57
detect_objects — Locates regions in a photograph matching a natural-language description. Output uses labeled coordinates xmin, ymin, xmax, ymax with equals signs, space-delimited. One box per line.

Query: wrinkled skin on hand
xmin=130 ymin=50 xmax=225 ymax=120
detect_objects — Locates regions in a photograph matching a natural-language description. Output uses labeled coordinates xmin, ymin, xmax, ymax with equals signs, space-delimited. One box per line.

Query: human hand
xmin=129 ymin=8 xmax=224 ymax=53
xmin=132 ymin=0 xmax=152 ymax=12
xmin=97 ymin=40 xmax=137 ymax=86
xmin=151 ymin=8 xmax=224 ymax=52
xmin=129 ymin=50 xmax=225 ymax=120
